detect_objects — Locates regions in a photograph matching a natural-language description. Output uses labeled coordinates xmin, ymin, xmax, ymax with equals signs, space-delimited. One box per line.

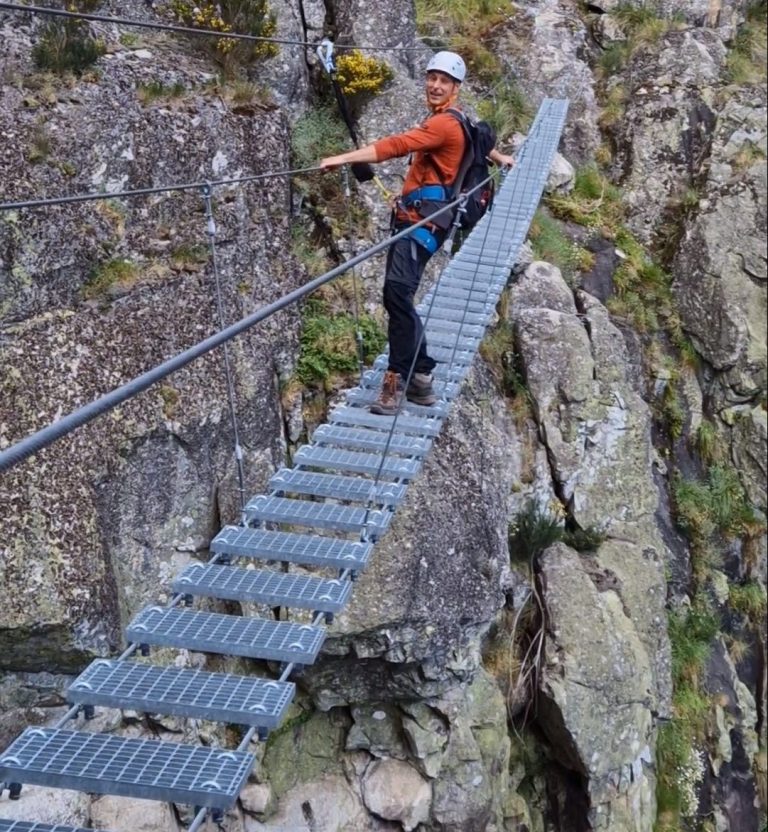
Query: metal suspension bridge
xmin=0 ymin=96 xmax=568 ymax=831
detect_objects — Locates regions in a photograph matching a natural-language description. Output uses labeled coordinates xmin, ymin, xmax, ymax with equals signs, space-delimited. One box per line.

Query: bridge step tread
xmin=0 ymin=729 xmax=254 ymax=809
xmin=344 ymin=388 xmax=452 ymax=414
xmin=373 ymin=347 xmax=474 ymax=370
xmin=126 ymin=607 xmax=325 ymax=664
xmin=173 ymin=563 xmax=351 ymax=613
xmin=312 ymin=424 xmax=432 ymax=457
xmin=270 ymin=468 xmax=408 ymax=505
xmin=244 ymin=494 xmax=392 ymax=535
xmin=328 ymin=405 xmax=443 ymax=437
xmin=294 ymin=444 xmax=422 ymax=479
xmin=362 ymin=368 xmax=461 ymax=389
xmin=211 ymin=525 xmax=372 ymax=570
xmin=67 ymin=660 xmax=294 ymax=729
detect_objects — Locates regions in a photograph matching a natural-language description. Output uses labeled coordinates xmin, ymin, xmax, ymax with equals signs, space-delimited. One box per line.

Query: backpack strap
xmin=423 ymin=108 xmax=472 ymax=197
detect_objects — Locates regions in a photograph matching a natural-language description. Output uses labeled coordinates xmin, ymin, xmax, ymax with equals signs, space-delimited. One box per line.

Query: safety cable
xmin=202 ymin=185 xmax=248 ymax=520
xmin=0 ymin=2 xmax=424 ymax=52
xmin=0 ymin=165 xmax=324 ymax=212
xmin=342 ymin=167 xmax=367 ymax=384
xmin=0 ymin=187 xmax=483 ymax=474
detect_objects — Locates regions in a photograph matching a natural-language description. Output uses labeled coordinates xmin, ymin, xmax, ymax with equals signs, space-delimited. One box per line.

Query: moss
xmin=137 ymin=79 xmax=187 ymax=104
xmin=82 ymin=259 xmax=140 ymax=300
xmin=291 ymin=107 xmax=348 ymax=171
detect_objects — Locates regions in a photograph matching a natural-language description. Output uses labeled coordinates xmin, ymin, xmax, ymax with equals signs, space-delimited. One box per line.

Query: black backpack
xmin=426 ymin=109 xmax=497 ymax=231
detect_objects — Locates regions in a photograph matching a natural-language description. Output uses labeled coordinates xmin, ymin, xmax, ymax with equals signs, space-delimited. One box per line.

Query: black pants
xmin=384 ymin=230 xmax=440 ymax=378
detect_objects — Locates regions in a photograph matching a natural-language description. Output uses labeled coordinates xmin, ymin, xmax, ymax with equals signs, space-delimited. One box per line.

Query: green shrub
xmin=476 ymin=81 xmax=532 ymax=141
xmin=508 ymin=503 xmax=606 ymax=564
xmin=729 ymin=580 xmax=768 ymax=627
xmin=295 ymin=299 xmax=385 ymax=387
xmin=657 ymin=597 xmax=718 ymax=822
xmin=291 ymin=107 xmax=348 ymax=170
xmin=168 ymin=0 xmax=278 ymax=71
xmin=726 ymin=3 xmax=767 ymax=84
xmin=32 ymin=7 xmax=106 ymax=76
xmin=508 ymin=503 xmax=564 ymax=564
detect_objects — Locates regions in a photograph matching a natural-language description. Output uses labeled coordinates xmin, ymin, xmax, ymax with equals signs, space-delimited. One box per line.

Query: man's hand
xmin=491 ymin=150 xmax=516 ymax=169
xmin=319 ymin=154 xmax=347 ymax=171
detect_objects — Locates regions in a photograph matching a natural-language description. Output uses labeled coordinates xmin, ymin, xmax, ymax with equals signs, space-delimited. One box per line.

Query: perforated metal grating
xmin=173 ymin=563 xmax=352 ymax=612
xmin=270 ymin=468 xmax=408 ymax=505
xmin=312 ymin=424 xmax=432 ymax=456
xmin=68 ymin=660 xmax=295 ymax=728
xmin=293 ymin=445 xmax=423 ymax=478
xmin=212 ymin=525 xmax=373 ymax=569
xmin=328 ymin=406 xmax=444 ymax=437
xmin=126 ymin=607 xmax=325 ymax=664
xmin=244 ymin=494 xmax=392 ymax=535
xmin=0 ymin=729 xmax=254 ymax=808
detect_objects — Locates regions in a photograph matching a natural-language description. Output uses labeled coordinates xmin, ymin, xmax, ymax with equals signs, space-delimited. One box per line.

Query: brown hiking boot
xmin=406 ymin=372 xmax=437 ymax=406
xmin=370 ymin=370 xmax=403 ymax=415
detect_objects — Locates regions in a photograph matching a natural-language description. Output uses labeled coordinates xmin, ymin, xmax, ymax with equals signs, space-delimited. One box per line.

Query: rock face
xmin=499 ymin=0 xmax=602 ymax=163
xmin=672 ymin=83 xmax=767 ymax=511
xmin=612 ymin=28 xmax=726 ymax=246
xmin=0 ymin=11 xmax=300 ymax=670
xmin=507 ymin=263 xmax=671 ymax=830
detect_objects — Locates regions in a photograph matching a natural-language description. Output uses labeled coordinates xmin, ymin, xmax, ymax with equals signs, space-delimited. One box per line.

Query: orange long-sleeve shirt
xmin=372 ymin=111 xmax=466 ymax=223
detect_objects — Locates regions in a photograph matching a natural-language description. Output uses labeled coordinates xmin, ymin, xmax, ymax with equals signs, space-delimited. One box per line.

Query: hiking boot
xmin=370 ymin=370 xmax=404 ymax=415
xmin=406 ymin=372 xmax=437 ymax=406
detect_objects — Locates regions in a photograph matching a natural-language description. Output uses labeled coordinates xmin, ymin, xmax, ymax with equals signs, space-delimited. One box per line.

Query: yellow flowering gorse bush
xmin=335 ymin=50 xmax=393 ymax=97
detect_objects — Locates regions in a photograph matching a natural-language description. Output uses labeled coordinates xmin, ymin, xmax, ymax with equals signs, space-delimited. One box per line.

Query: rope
xmin=202 ymin=185 xmax=248 ymax=520
xmin=0 ymin=2 xmax=424 ymax=52
xmin=0 ymin=189 xmax=476 ymax=474
xmin=0 ymin=165 xmax=324 ymax=212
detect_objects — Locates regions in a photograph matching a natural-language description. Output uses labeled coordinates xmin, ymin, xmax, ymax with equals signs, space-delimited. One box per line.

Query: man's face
xmin=425 ymin=70 xmax=460 ymax=108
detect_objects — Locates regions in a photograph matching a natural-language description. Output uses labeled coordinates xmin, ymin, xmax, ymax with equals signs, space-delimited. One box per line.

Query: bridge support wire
xmin=202 ymin=184 xmax=248 ymax=520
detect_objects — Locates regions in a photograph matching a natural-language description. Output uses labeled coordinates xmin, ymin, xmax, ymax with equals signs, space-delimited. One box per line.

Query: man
xmin=320 ymin=51 xmax=515 ymax=415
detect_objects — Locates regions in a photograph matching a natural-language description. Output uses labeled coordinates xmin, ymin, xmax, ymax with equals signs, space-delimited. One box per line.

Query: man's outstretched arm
xmin=320 ymin=145 xmax=379 ymax=170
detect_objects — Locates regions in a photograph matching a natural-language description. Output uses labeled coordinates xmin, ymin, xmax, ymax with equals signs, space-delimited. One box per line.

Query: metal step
xmin=329 ymin=405 xmax=444 ymax=437
xmin=313 ymin=424 xmax=432 ymax=456
xmin=0 ymin=824 xmax=111 ymax=832
xmin=415 ymin=306 xmax=492 ymax=325
xmin=173 ymin=563 xmax=352 ymax=613
xmin=373 ymin=347 xmax=474 ymax=370
xmin=294 ymin=444 xmax=422 ymax=479
xmin=362 ymin=368 xmax=462 ymax=389
xmin=244 ymin=494 xmax=392 ymax=536
xmin=0 ymin=729 xmax=254 ymax=809
xmin=424 ymin=330 xmax=481 ymax=350
xmin=419 ymin=294 xmax=494 ymax=314
xmin=270 ymin=468 xmax=408 ymax=505
xmin=212 ymin=526 xmax=373 ymax=571
xmin=67 ymin=660 xmax=294 ymax=729
xmin=345 ymin=387 xmax=452 ymax=415
xmin=126 ymin=607 xmax=325 ymax=665
xmin=424 ymin=320 xmax=484 ymax=338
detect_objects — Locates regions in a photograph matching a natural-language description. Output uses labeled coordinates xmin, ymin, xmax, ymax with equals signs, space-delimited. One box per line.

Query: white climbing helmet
xmin=425 ymin=51 xmax=466 ymax=83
